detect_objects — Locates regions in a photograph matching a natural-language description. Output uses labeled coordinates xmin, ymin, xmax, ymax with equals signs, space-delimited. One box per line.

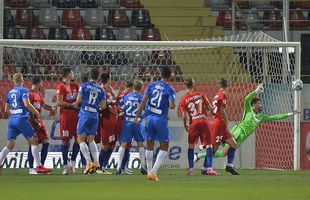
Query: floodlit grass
xmin=1 ymin=169 xmax=310 ymax=200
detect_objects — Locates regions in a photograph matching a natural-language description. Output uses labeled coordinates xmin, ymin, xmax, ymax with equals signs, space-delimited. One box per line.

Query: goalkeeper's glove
xmin=255 ymin=83 xmax=264 ymax=94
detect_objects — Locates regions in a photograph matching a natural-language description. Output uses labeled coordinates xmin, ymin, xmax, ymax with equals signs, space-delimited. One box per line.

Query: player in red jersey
xmin=97 ymin=73 xmax=117 ymax=174
xmin=27 ymin=76 xmax=56 ymax=175
xmin=180 ymin=78 xmax=219 ymax=176
xmin=56 ymin=67 xmax=80 ymax=175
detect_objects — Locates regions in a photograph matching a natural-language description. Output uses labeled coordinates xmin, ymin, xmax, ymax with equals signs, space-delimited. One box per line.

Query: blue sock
xmin=99 ymin=149 xmax=108 ymax=168
xmin=71 ymin=143 xmax=80 ymax=162
xmin=121 ymin=148 xmax=130 ymax=170
xmin=62 ymin=143 xmax=69 ymax=166
xmin=80 ymin=151 xmax=86 ymax=166
xmin=188 ymin=148 xmax=194 ymax=169
xmin=28 ymin=147 xmax=34 ymax=169
xmin=41 ymin=143 xmax=49 ymax=165
xmin=227 ymin=148 xmax=236 ymax=166
xmin=103 ymin=148 xmax=113 ymax=168
xmin=203 ymin=147 xmax=213 ymax=169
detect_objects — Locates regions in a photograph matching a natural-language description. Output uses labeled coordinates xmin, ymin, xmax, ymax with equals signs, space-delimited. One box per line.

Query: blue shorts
xmin=7 ymin=117 xmax=36 ymax=140
xmin=77 ymin=116 xmax=98 ymax=135
xmin=120 ymin=121 xmax=145 ymax=143
xmin=145 ymin=116 xmax=169 ymax=142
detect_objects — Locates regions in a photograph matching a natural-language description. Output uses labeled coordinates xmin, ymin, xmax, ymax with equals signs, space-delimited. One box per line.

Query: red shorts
xmin=100 ymin=115 xmax=116 ymax=145
xmin=60 ymin=117 xmax=78 ymax=140
xmin=30 ymin=119 xmax=48 ymax=143
xmin=210 ymin=120 xmax=233 ymax=145
xmin=188 ymin=121 xmax=211 ymax=145
xmin=113 ymin=115 xmax=124 ymax=140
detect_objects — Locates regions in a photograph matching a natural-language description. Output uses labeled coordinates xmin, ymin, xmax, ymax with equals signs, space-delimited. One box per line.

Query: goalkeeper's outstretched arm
xmin=262 ymin=110 xmax=301 ymax=122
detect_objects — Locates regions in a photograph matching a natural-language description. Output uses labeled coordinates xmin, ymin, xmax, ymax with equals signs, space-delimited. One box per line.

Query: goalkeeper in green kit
xmin=194 ymin=83 xmax=300 ymax=175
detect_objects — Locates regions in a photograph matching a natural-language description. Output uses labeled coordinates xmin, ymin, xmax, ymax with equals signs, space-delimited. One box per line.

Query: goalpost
xmin=0 ymin=31 xmax=301 ymax=170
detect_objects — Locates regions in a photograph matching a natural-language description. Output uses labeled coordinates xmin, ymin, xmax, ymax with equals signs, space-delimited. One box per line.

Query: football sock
xmin=80 ymin=151 xmax=86 ymax=166
xmin=0 ymin=147 xmax=10 ymax=166
xmin=139 ymin=147 xmax=146 ymax=169
xmin=227 ymin=147 xmax=236 ymax=166
xmin=41 ymin=143 xmax=49 ymax=165
xmin=203 ymin=147 xmax=213 ymax=170
xmin=121 ymin=148 xmax=129 ymax=170
xmin=62 ymin=143 xmax=69 ymax=165
xmin=188 ymin=148 xmax=194 ymax=169
xmin=31 ymin=145 xmax=42 ymax=167
xmin=145 ymin=150 xmax=153 ymax=173
xmin=117 ymin=146 xmax=125 ymax=170
xmin=151 ymin=150 xmax=167 ymax=174
xmin=99 ymin=149 xmax=107 ymax=168
xmin=79 ymin=142 xmax=92 ymax=163
xmin=88 ymin=141 xmax=99 ymax=163
xmin=103 ymin=148 xmax=113 ymax=168
xmin=71 ymin=142 xmax=80 ymax=162
xmin=28 ymin=146 xmax=34 ymax=168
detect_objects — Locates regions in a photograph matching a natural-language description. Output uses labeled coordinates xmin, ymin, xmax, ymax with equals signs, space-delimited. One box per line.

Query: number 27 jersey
xmin=144 ymin=81 xmax=175 ymax=120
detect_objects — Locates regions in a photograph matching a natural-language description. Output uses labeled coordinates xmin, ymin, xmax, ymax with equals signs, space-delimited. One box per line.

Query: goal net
xmin=0 ymin=31 xmax=300 ymax=170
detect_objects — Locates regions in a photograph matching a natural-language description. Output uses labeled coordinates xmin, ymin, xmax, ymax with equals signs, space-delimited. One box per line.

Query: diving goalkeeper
xmin=195 ymin=83 xmax=300 ymax=175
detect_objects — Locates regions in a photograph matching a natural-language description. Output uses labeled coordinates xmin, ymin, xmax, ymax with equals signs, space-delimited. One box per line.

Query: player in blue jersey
xmin=0 ymin=73 xmax=51 ymax=175
xmin=134 ymin=66 xmax=176 ymax=181
xmin=74 ymin=69 xmax=106 ymax=174
xmin=116 ymin=80 xmax=146 ymax=175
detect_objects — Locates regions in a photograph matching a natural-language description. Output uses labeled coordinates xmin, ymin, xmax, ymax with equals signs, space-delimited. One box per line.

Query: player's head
xmin=100 ymin=73 xmax=110 ymax=85
xmin=90 ymin=68 xmax=100 ymax=81
xmin=62 ymin=67 xmax=74 ymax=81
xmin=219 ymin=78 xmax=228 ymax=89
xmin=184 ymin=78 xmax=195 ymax=90
xmin=251 ymin=97 xmax=263 ymax=113
xmin=125 ymin=81 xmax=134 ymax=89
xmin=81 ymin=73 xmax=89 ymax=83
xmin=31 ymin=76 xmax=42 ymax=89
xmin=161 ymin=66 xmax=172 ymax=80
xmin=133 ymin=80 xmax=143 ymax=92
xmin=13 ymin=73 xmax=23 ymax=85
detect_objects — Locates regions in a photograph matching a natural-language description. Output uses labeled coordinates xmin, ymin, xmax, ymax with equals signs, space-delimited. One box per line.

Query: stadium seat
xmin=3 ymin=65 xmax=18 ymax=80
xmin=3 ymin=50 xmax=11 ymax=64
xmin=84 ymin=9 xmax=107 ymax=27
xmin=80 ymin=51 xmax=106 ymax=65
xmin=77 ymin=0 xmax=97 ymax=8
xmin=6 ymin=0 xmax=28 ymax=8
xmin=296 ymin=1 xmax=310 ymax=9
xmin=108 ymin=9 xmax=130 ymax=27
xmin=120 ymin=0 xmax=143 ymax=8
xmin=39 ymin=8 xmax=61 ymax=27
xmin=30 ymin=0 xmax=51 ymax=8
xmin=24 ymin=27 xmax=46 ymax=39
xmin=99 ymin=0 xmax=120 ymax=8
xmin=263 ymin=10 xmax=282 ymax=29
xmin=15 ymin=9 xmax=37 ymax=27
xmin=152 ymin=50 xmax=173 ymax=66
xmin=206 ymin=0 xmax=229 ymax=9
xmin=62 ymin=9 xmax=84 ymax=27
xmin=71 ymin=27 xmax=92 ymax=40
xmin=244 ymin=9 xmax=264 ymax=30
xmin=218 ymin=10 xmax=232 ymax=28
xmin=141 ymin=27 xmax=161 ymax=41
xmin=34 ymin=49 xmax=58 ymax=65
xmin=171 ymin=66 xmax=183 ymax=82
xmin=252 ymin=1 xmax=274 ymax=9
xmin=44 ymin=66 xmax=62 ymax=81
xmin=94 ymin=27 xmax=116 ymax=40
xmin=235 ymin=1 xmax=250 ymax=9
xmin=117 ymin=28 xmax=138 ymax=40
xmin=3 ymin=27 xmax=23 ymax=39
xmin=52 ymin=0 xmax=77 ymax=8
xmin=131 ymin=9 xmax=152 ymax=28
xmin=4 ymin=9 xmax=15 ymax=27
xmin=48 ymin=27 xmax=70 ymax=39
xmin=289 ymin=10 xmax=307 ymax=29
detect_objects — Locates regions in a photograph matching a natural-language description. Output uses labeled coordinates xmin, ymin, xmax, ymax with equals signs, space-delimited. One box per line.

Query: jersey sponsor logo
xmin=66 ymin=93 xmax=77 ymax=100
xmin=192 ymin=114 xmax=206 ymax=120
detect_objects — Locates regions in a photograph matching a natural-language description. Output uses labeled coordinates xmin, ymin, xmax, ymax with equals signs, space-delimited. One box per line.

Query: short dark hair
xmin=90 ymin=68 xmax=99 ymax=80
xmin=161 ymin=66 xmax=172 ymax=79
xmin=184 ymin=78 xmax=195 ymax=88
xmin=220 ymin=78 xmax=228 ymax=88
xmin=100 ymin=73 xmax=110 ymax=84
xmin=133 ymin=80 xmax=143 ymax=91
xmin=62 ymin=67 xmax=72 ymax=78
xmin=125 ymin=81 xmax=134 ymax=88
xmin=81 ymin=73 xmax=89 ymax=83
xmin=32 ymin=76 xmax=41 ymax=85
xmin=251 ymin=97 xmax=261 ymax=106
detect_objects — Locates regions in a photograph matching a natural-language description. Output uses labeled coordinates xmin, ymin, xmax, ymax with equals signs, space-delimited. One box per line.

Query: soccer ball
xmin=292 ymin=79 xmax=303 ymax=91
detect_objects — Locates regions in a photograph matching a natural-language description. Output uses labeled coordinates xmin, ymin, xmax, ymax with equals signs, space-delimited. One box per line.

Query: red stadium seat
xmin=152 ymin=50 xmax=173 ymax=66
xmin=289 ymin=10 xmax=307 ymax=29
xmin=141 ymin=27 xmax=161 ymax=41
xmin=263 ymin=10 xmax=282 ymax=28
xmin=24 ymin=27 xmax=45 ymax=39
xmin=3 ymin=50 xmax=11 ymax=64
xmin=62 ymin=9 xmax=84 ymax=27
xmin=44 ymin=66 xmax=61 ymax=81
xmin=108 ymin=9 xmax=130 ymax=27
xmin=296 ymin=1 xmax=310 ymax=9
xmin=120 ymin=0 xmax=143 ymax=8
xmin=71 ymin=27 xmax=92 ymax=40
xmin=6 ymin=0 xmax=28 ymax=8
xmin=15 ymin=9 xmax=37 ymax=27
xmin=218 ymin=10 xmax=232 ymax=28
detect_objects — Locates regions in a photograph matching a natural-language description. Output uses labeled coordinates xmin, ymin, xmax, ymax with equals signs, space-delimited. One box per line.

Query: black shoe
xmin=201 ymin=169 xmax=207 ymax=175
xmin=115 ymin=169 xmax=122 ymax=175
xmin=140 ymin=168 xmax=147 ymax=175
xmin=225 ymin=166 xmax=240 ymax=175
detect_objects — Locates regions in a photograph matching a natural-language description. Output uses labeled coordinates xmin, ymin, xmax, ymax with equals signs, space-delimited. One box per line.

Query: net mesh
xmin=0 ymin=31 xmax=297 ymax=169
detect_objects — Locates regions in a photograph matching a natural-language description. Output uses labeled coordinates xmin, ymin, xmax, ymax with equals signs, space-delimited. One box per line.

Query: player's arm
xmin=181 ymin=110 xmax=188 ymax=132
xmin=56 ymin=92 xmax=74 ymax=109
xmin=220 ymin=106 xmax=228 ymax=125
xmin=134 ymin=94 xmax=149 ymax=124
xmin=244 ymin=83 xmax=264 ymax=113
xmin=261 ymin=110 xmax=301 ymax=122
xmin=4 ymin=103 xmax=10 ymax=114
xmin=99 ymin=100 xmax=106 ymax=110
xmin=23 ymin=98 xmax=40 ymax=116
xmin=169 ymin=88 xmax=176 ymax=109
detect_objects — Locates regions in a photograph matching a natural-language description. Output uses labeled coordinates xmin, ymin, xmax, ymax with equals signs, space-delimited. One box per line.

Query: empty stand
xmin=131 ymin=9 xmax=152 ymax=27
xmin=263 ymin=10 xmax=282 ymax=29
xmin=30 ymin=0 xmax=51 ymax=8
xmin=15 ymin=9 xmax=37 ymax=27
xmin=3 ymin=27 xmax=23 ymax=39
xmin=141 ymin=27 xmax=161 ymax=41
xmin=99 ymin=0 xmax=120 ymax=8
xmin=290 ymin=10 xmax=307 ymax=29
xmin=120 ymin=0 xmax=143 ymax=8
xmin=94 ymin=27 xmax=116 ymax=40
xmin=108 ymin=9 xmax=130 ymax=27
xmin=62 ymin=9 xmax=84 ymax=27
xmin=71 ymin=27 xmax=92 ymax=40
xmin=206 ymin=0 xmax=229 ymax=9
xmin=218 ymin=10 xmax=232 ymax=28
xmin=4 ymin=9 xmax=15 ymax=27
xmin=77 ymin=0 xmax=97 ymax=8
xmin=52 ymin=0 xmax=77 ymax=8
xmin=295 ymin=1 xmax=310 ymax=9
xmin=39 ymin=8 xmax=61 ymax=27
xmin=48 ymin=27 xmax=70 ymax=39
xmin=84 ymin=8 xmax=107 ymax=27
xmin=6 ymin=0 xmax=28 ymax=8
xmin=117 ymin=27 xmax=138 ymax=40
xmin=24 ymin=27 xmax=46 ymax=39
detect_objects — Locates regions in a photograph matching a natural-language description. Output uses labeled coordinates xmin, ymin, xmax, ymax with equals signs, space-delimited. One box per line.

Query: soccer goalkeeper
xmin=195 ymin=83 xmax=300 ymax=175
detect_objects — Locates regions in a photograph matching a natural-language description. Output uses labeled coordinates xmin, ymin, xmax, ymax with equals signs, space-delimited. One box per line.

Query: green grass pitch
xmin=1 ymin=169 xmax=310 ymax=200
